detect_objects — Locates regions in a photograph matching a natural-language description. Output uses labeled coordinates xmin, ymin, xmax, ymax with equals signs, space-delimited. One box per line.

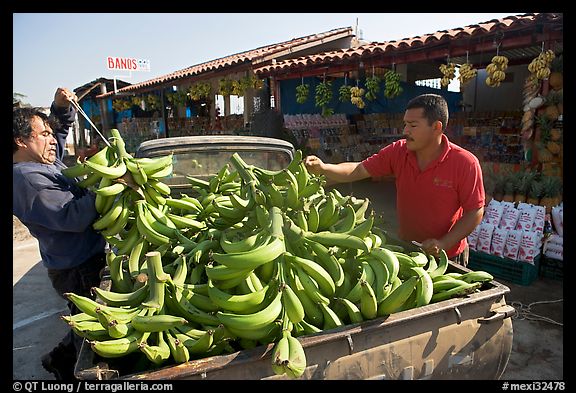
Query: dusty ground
xmin=13 ymin=215 xmax=33 ymax=242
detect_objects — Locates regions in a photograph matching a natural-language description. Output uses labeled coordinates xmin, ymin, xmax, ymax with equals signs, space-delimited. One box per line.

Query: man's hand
xmin=420 ymin=238 xmax=446 ymax=257
xmin=304 ymin=155 xmax=324 ymax=176
xmin=115 ymin=171 xmax=140 ymax=192
xmin=54 ymin=87 xmax=77 ymax=108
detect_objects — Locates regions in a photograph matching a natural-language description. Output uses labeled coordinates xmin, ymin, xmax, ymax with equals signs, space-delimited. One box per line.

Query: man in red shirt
xmin=304 ymin=94 xmax=484 ymax=265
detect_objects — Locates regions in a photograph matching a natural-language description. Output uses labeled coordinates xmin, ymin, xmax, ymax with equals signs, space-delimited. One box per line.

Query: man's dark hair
xmin=406 ymin=94 xmax=449 ymax=131
xmin=13 ymin=107 xmax=60 ymax=153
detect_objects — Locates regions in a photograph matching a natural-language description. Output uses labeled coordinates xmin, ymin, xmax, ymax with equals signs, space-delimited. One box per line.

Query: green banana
xmin=211 ymin=236 xmax=285 ymax=271
xmin=317 ymin=193 xmax=337 ymax=231
xmin=95 ymin=181 xmax=127 ymax=197
xmin=304 ymin=239 xmax=345 ymax=287
xmin=164 ymin=197 xmax=202 ymax=214
xmin=92 ymin=195 xmax=126 ymax=232
xmin=296 ymin=318 xmax=323 ymax=335
xmin=124 ymin=157 xmax=148 ymax=186
xmin=76 ymin=171 xmax=103 ymax=188
xmin=165 ymin=285 xmax=220 ymax=326
xmin=90 ymin=330 xmax=144 ymax=358
xmin=131 ymin=313 xmax=188 ymax=333
xmin=370 ymin=247 xmax=400 ymax=285
xmin=359 ymin=279 xmax=378 ymax=320
xmin=364 ymin=255 xmax=390 ymax=303
xmin=459 ymin=270 xmax=494 ymax=283
xmin=410 ymin=266 xmax=434 ymax=307
xmin=147 ymin=163 xmax=173 ymax=179
xmin=348 ymin=212 xmax=375 ymax=239
xmin=219 ymin=227 xmax=267 ymax=254
xmin=91 ymin=282 xmax=149 ymax=307
xmin=281 ymin=282 xmax=305 ymax=324
xmin=207 ymin=278 xmax=270 ymax=314
xmin=136 ymin=153 xmax=174 ymax=175
xmin=139 ymin=330 xmax=171 ymax=365
xmin=115 ymin=224 xmax=141 ymax=256
xmin=285 ymin=333 xmax=307 ymax=379
xmin=204 ymin=264 xmax=253 ymax=282
xmin=216 ymin=287 xmax=282 ymax=331
xmin=428 ymin=249 xmax=449 ymax=278
xmin=330 ymin=204 xmax=356 ymax=233
xmin=306 ymin=203 xmax=320 ymax=233
xmin=292 ymin=264 xmax=330 ymax=306
xmin=353 ymin=197 xmax=371 ymax=223
xmin=105 ymin=251 xmax=133 ymax=293
xmin=408 ymin=251 xmax=429 ymax=267
xmin=135 ymin=201 xmax=171 ymax=246
xmin=377 ymin=275 xmax=419 ymax=316
xmin=225 ymin=319 xmax=282 ymax=341
xmin=127 ymin=237 xmax=149 ymax=278
xmin=180 ymin=328 xmax=214 ymax=355
xmin=271 ymin=330 xmax=291 ymax=376
xmin=61 ymin=158 xmax=91 ymax=179
xmin=83 ymin=157 xmax=127 ymax=179
xmin=431 ymin=281 xmax=482 ymax=303
xmin=165 ymin=329 xmax=190 ymax=363
xmin=432 ymin=278 xmax=471 ymax=292
xmin=335 ymin=297 xmax=364 ymax=324
xmin=284 ymin=252 xmax=335 ymax=298
xmin=318 ymin=301 xmax=343 ymax=330
xmin=304 ymin=230 xmax=369 ymax=253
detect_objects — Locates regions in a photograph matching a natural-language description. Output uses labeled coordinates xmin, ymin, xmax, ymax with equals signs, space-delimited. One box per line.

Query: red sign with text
xmin=106 ymin=57 xmax=150 ymax=72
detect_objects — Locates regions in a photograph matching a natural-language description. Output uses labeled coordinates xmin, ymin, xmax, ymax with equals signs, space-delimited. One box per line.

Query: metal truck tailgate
xmin=74 ymin=262 xmax=513 ymax=380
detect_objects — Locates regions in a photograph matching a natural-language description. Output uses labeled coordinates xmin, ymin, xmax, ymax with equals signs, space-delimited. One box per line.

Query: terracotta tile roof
xmin=98 ymin=27 xmax=353 ymax=98
xmin=253 ymin=13 xmax=562 ymax=76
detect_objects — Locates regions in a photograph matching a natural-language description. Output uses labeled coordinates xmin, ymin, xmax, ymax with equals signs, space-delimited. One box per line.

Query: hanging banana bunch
xmin=365 ymin=69 xmax=381 ymax=101
xmin=383 ymin=69 xmax=403 ymax=99
xmin=296 ymin=78 xmax=310 ymax=104
xmin=458 ymin=52 xmax=477 ymax=86
xmin=528 ymin=49 xmax=555 ymax=81
xmin=458 ymin=63 xmax=477 ymax=85
xmin=485 ymin=54 xmax=508 ymax=87
xmin=315 ymin=78 xmax=333 ymax=117
xmin=350 ymin=84 xmax=365 ymax=109
xmin=339 ymin=84 xmax=352 ymax=103
xmin=439 ymin=62 xmax=457 ymax=88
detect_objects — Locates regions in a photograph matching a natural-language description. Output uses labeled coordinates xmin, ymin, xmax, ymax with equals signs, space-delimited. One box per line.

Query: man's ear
xmin=433 ymin=120 xmax=444 ymax=132
xmin=15 ymin=137 xmax=27 ymax=148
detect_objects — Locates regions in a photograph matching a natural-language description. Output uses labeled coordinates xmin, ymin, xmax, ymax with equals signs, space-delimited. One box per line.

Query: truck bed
xmin=74 ymin=262 xmax=513 ymax=380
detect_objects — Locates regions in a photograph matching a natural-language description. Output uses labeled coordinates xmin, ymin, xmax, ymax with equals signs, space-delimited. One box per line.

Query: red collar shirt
xmin=362 ymin=134 xmax=485 ymax=258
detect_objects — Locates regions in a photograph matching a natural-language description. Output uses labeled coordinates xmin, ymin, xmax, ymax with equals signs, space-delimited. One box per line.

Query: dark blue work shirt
xmin=13 ymin=104 xmax=106 ymax=269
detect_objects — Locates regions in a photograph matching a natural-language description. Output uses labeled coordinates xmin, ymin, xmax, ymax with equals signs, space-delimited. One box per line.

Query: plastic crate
xmin=467 ymin=250 xmax=540 ymax=286
xmin=539 ymin=256 xmax=563 ymax=280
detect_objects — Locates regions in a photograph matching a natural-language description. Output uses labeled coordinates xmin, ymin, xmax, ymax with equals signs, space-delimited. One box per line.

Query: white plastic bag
xmin=490 ymin=227 xmax=508 ymax=257
xmin=467 ymin=224 xmax=481 ymax=251
xmin=518 ymin=230 xmax=540 ymax=264
xmin=499 ymin=207 xmax=520 ymax=231
xmin=477 ymin=222 xmax=496 ymax=254
xmin=516 ymin=205 xmax=537 ymax=231
xmin=531 ymin=205 xmax=546 ymax=233
xmin=484 ymin=199 xmax=504 ymax=226
xmin=551 ymin=205 xmax=563 ymax=237
xmin=504 ymin=229 xmax=522 ymax=260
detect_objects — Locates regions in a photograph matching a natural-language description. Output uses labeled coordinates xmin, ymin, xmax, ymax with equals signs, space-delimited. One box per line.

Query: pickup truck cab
xmin=135 ymin=135 xmax=295 ymax=197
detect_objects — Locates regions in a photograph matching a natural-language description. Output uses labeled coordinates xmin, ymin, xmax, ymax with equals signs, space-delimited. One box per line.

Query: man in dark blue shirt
xmin=13 ymin=87 xmax=107 ymax=380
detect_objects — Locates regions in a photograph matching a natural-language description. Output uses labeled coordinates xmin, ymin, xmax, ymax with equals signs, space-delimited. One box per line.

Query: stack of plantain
xmin=486 ymin=55 xmax=509 ymax=87
xmin=62 ymin=130 xmax=494 ymax=378
xmin=439 ymin=63 xmax=457 ymax=88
